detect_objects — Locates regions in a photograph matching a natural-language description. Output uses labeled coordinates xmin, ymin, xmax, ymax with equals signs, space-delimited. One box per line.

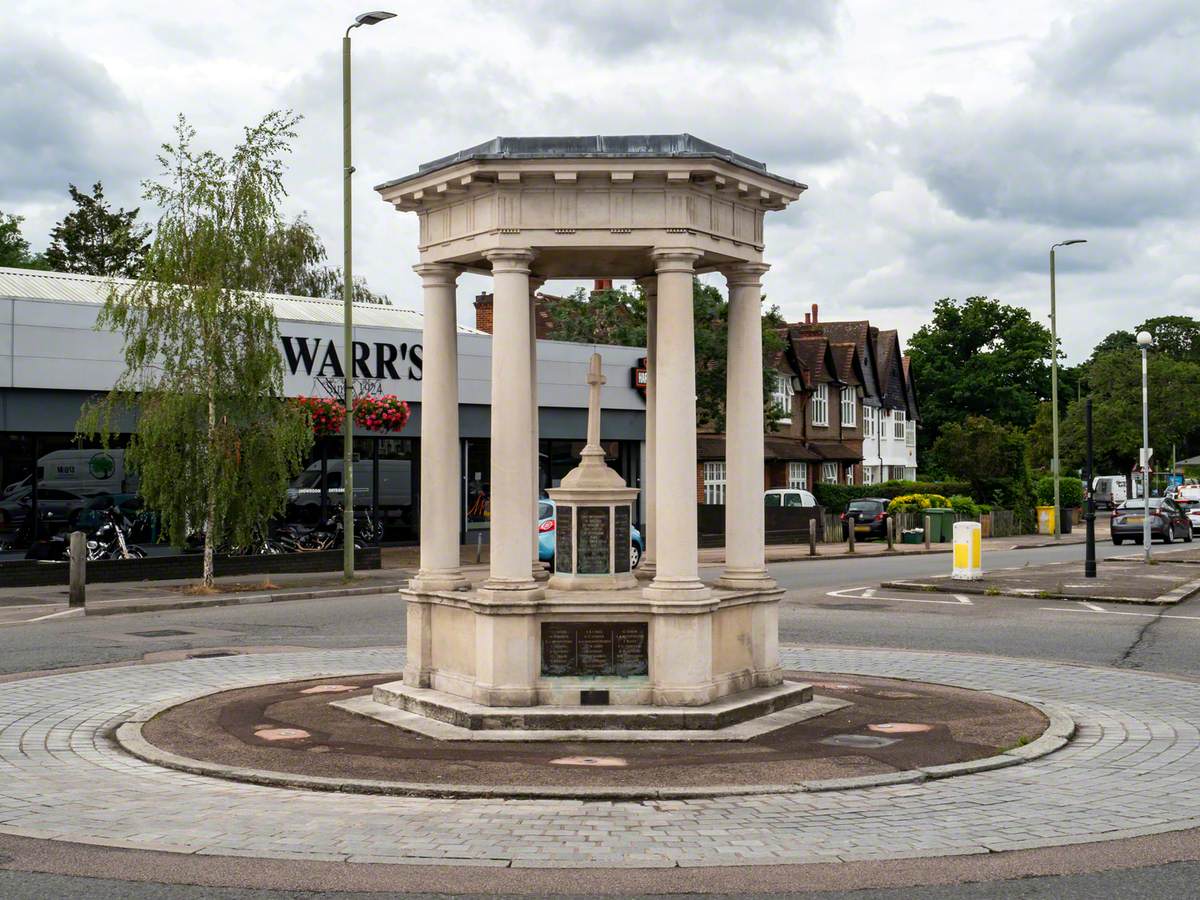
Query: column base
xmin=532 ymin=561 xmax=550 ymax=582
xmin=715 ymin=567 xmax=777 ymax=591
xmin=478 ymin=578 xmax=545 ymax=599
xmin=642 ymin=575 xmax=711 ymax=602
xmin=409 ymin=569 xmax=471 ymax=592
xmin=635 ymin=557 xmax=656 ymax=581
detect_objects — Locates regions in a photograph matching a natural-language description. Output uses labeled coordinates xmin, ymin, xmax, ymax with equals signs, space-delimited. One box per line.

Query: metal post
xmin=372 ymin=435 xmax=380 ymax=545
xmin=808 ymin=525 xmax=816 ymax=557
xmin=1050 ymin=247 xmax=1061 ymax=541
xmin=1142 ymin=344 xmax=1151 ymax=562
xmin=924 ymin=513 xmax=931 ymax=550
xmin=29 ymin=433 xmax=39 ymax=545
xmin=69 ymin=530 xmax=86 ymax=607
xmin=1085 ymin=398 xmax=1096 ymax=578
xmin=887 ymin=515 xmax=895 ymax=551
xmin=341 ymin=32 xmax=355 ymax=579
xmin=847 ymin=520 xmax=855 ymax=554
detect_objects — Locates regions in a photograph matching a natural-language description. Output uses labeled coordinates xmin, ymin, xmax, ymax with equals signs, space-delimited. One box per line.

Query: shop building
xmin=0 ymin=267 xmax=646 ymax=543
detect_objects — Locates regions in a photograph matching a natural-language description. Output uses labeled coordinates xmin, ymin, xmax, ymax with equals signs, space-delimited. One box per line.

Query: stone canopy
xmin=375 ymin=134 xmax=806 ymax=279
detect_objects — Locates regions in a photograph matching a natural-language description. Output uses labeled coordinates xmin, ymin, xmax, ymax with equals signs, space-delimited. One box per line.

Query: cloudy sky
xmin=2 ymin=1 xmax=1196 ymax=361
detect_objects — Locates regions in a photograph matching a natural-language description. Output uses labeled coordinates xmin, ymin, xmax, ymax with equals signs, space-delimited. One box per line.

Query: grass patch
xmin=1001 ymin=735 xmax=1034 ymax=752
xmin=178 ymin=579 xmax=280 ymax=596
xmin=984 ymin=587 xmax=1001 ymax=596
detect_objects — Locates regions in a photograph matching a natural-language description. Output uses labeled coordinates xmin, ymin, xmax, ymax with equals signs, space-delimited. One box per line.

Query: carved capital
xmin=722 ymin=262 xmax=770 ymax=289
xmin=484 ymin=248 xmax=536 ymax=275
xmin=412 ymin=262 xmax=460 ymax=287
xmin=650 ymin=248 xmax=703 ymax=275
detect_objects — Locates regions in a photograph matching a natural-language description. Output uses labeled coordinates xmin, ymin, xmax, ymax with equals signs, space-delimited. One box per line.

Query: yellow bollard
xmin=952 ymin=521 xmax=982 ymax=580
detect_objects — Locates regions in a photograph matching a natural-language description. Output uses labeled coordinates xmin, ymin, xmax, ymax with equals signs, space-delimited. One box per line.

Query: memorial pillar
xmin=717 ymin=263 xmax=775 ymax=590
xmin=636 ymin=275 xmax=657 ymax=581
xmin=645 ymin=248 xmax=709 ymax=601
xmin=482 ymin=248 xmax=541 ymax=594
xmin=410 ymin=263 xmax=469 ymax=593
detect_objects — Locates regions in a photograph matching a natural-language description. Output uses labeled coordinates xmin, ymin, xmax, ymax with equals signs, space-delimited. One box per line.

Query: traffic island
xmin=883 ymin=550 xmax=1200 ymax=604
xmin=117 ymin=669 xmax=1060 ymax=800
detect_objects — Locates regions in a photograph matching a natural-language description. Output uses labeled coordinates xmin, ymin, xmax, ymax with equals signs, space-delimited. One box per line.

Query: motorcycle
xmin=83 ymin=508 xmax=147 ymax=561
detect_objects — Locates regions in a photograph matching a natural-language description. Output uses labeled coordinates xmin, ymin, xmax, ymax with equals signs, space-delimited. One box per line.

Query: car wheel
xmin=1163 ymin=528 xmax=1173 ymax=544
xmin=1185 ymin=529 xmax=1193 ymax=543
xmin=630 ymin=542 xmax=641 ymax=569
xmin=1112 ymin=537 xmax=1123 ymax=545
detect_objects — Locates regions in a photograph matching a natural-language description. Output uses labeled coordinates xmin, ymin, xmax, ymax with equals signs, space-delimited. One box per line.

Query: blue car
xmin=538 ymin=499 xmax=643 ymax=569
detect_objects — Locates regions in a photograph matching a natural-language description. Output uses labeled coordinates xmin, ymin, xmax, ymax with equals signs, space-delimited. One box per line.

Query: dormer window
xmin=811 ymin=384 xmax=829 ymax=426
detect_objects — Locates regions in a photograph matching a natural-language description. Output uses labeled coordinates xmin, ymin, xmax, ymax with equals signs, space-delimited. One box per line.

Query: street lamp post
xmin=1138 ymin=330 xmax=1153 ymax=562
xmin=1049 ymin=239 xmax=1086 ymax=541
xmin=342 ymin=11 xmax=395 ymax=580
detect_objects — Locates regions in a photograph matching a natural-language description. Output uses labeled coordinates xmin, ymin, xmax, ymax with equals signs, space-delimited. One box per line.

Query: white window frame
xmin=703 ymin=461 xmax=726 ymax=505
xmin=893 ymin=409 xmax=906 ymax=440
xmin=863 ymin=466 xmax=876 ymax=485
xmin=840 ymin=387 xmax=856 ymax=428
xmin=905 ymin=419 xmax=916 ymax=447
xmin=821 ymin=461 xmax=838 ymax=484
xmin=863 ymin=406 xmax=875 ymax=438
xmin=811 ymin=384 xmax=829 ymax=427
xmin=771 ymin=374 xmax=794 ymax=424
xmin=787 ymin=461 xmax=807 ymax=490
xmin=845 ymin=465 xmax=855 ymax=485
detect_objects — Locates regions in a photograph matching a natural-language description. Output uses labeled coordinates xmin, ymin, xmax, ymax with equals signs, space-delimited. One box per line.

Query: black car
xmin=1111 ymin=498 xmax=1192 ymax=545
xmin=841 ymin=497 xmax=890 ymax=540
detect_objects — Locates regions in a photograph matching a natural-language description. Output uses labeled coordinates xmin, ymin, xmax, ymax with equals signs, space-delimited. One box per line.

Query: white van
xmin=3 ymin=449 xmax=136 ymax=497
xmin=1093 ymin=475 xmax=1128 ymax=511
xmin=764 ymin=488 xmax=818 ymax=508
xmin=288 ymin=459 xmax=413 ymax=519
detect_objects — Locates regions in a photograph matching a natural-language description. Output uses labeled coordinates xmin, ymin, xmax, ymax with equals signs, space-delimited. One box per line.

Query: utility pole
xmin=1085 ymin=398 xmax=1096 ymax=578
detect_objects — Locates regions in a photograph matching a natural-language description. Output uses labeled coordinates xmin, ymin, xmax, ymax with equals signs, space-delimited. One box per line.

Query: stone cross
xmin=585 ymin=352 xmax=606 ymax=450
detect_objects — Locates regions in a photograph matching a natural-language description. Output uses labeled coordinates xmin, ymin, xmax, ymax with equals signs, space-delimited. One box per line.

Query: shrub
xmin=888 ymin=494 xmax=932 ymax=514
xmin=948 ymin=495 xmax=980 ymax=517
xmin=1034 ymin=475 xmax=1085 ymax=508
xmin=812 ymin=480 xmax=971 ymax=510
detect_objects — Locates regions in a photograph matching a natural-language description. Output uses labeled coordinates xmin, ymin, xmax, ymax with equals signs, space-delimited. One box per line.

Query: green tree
xmin=1134 ymin=316 xmax=1200 ymax=363
xmin=906 ymin=297 xmax=1053 ymax=454
xmin=0 ymin=210 xmax=49 ymax=269
xmin=541 ymin=280 xmax=786 ymax=432
xmin=260 ymin=214 xmax=388 ymax=305
xmin=44 ymin=182 xmax=151 ymax=277
xmin=78 ymin=112 xmax=313 ymax=587
xmin=930 ymin=415 xmax=1035 ymax=516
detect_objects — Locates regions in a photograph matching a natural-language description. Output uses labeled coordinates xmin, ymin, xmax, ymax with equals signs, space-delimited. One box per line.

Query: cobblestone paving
xmin=0 ymin=647 xmax=1198 ymax=867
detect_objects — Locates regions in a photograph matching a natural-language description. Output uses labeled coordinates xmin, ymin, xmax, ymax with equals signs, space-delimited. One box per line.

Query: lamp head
xmin=1137 ymin=331 xmax=1153 ymax=347
xmin=355 ymin=10 xmax=396 ymax=25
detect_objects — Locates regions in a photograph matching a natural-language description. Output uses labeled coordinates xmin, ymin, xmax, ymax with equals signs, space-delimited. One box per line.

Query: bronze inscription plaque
xmin=614 ymin=505 xmax=631 ymax=573
xmin=540 ymin=622 xmax=649 ymax=677
xmin=555 ymin=505 xmax=573 ymax=573
xmin=576 ymin=506 xmax=611 ymax=574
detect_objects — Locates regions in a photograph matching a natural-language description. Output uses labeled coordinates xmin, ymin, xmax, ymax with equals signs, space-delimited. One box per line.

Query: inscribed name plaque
xmin=576 ymin=506 xmax=611 ymax=575
xmin=540 ymin=622 xmax=649 ymax=677
xmin=614 ymin=505 xmax=631 ymax=573
xmin=555 ymin=505 xmax=573 ymax=573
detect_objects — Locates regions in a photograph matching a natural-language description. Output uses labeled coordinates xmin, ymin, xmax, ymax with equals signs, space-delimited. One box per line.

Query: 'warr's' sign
xmin=280 ymin=335 xmax=423 ymax=399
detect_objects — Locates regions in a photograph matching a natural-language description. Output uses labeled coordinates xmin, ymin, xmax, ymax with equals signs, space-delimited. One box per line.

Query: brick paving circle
xmin=0 ymin=647 xmax=1198 ymax=868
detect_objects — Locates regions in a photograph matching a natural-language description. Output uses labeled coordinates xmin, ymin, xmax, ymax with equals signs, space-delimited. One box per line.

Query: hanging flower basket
xmin=293 ymin=395 xmax=346 ymax=436
xmin=353 ymin=394 xmax=411 ymax=433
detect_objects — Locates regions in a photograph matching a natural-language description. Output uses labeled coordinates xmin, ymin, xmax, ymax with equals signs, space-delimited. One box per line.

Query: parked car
xmin=1178 ymin=500 xmax=1200 ymax=536
xmin=0 ymin=487 xmax=88 ymax=529
xmin=1093 ymin=476 xmax=1128 ymax=511
xmin=841 ymin=497 xmax=891 ymax=540
xmin=1111 ymin=498 xmax=1192 ymax=545
xmin=537 ymin=499 xmax=643 ymax=569
xmin=764 ymin=489 xmax=817 ymax=508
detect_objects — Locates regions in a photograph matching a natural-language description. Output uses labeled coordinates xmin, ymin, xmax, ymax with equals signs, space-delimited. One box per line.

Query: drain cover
xmin=129 ymin=629 xmax=194 ymax=638
xmin=820 ymin=734 xmax=899 ymax=749
xmin=255 ymin=728 xmax=310 ymax=741
xmin=549 ymin=756 xmax=627 ymax=767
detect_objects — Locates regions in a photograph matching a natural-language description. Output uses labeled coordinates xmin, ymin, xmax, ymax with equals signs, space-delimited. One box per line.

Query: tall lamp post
xmin=1137 ymin=330 xmax=1153 ymax=563
xmin=1049 ymin=239 xmax=1086 ymax=541
xmin=342 ymin=10 xmax=395 ymax=580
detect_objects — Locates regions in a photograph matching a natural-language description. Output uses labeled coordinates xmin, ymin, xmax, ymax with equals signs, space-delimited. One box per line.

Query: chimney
xmin=804 ymin=312 xmax=811 ymax=324
xmin=811 ymin=302 xmax=819 ymax=324
xmin=473 ymin=291 xmax=494 ymax=334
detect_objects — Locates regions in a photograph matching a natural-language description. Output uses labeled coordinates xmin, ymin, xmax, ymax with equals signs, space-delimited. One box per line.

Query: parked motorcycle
xmin=83 ymin=508 xmax=147 ymax=561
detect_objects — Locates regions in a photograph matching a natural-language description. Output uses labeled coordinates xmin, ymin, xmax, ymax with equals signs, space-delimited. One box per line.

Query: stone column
xmin=482 ymin=248 xmax=541 ymax=594
xmin=636 ymin=275 xmax=657 ymax=581
xmin=530 ymin=277 xmax=548 ymax=581
xmin=645 ymin=249 xmax=709 ymax=600
xmin=717 ymin=263 xmax=775 ymax=590
xmin=410 ymin=263 xmax=469 ymax=593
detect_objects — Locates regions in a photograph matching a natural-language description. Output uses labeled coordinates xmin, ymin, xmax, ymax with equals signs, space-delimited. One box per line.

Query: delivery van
xmin=1093 ymin=475 xmax=1128 ymax=511
xmin=287 ymin=459 xmax=413 ymax=523
xmin=2 ymin=449 xmax=137 ymax=498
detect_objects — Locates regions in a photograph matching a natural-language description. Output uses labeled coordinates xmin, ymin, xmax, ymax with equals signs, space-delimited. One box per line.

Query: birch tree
xmin=78 ymin=112 xmax=313 ymax=587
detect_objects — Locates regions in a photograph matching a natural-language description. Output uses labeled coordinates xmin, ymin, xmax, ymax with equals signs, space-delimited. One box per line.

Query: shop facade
xmin=0 ymin=267 xmax=647 ymax=545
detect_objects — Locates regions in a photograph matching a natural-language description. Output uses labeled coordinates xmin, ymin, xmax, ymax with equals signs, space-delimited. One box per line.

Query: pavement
xmin=0 ymin=646 xmax=1197 ymax=875
xmin=884 ymin=545 xmax=1200 ymax=605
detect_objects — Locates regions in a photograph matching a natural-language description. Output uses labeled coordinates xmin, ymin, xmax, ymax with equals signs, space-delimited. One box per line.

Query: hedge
xmin=1034 ymin=475 xmax=1085 ymax=508
xmin=812 ymin=480 xmax=972 ymax=510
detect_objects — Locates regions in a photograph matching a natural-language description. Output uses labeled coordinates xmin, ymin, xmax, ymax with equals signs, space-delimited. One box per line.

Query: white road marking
xmin=826 ymin=587 xmax=973 ymax=606
xmin=1040 ymin=607 xmax=1200 ymax=622
xmin=22 ymin=608 xmax=81 ymax=623
xmin=1082 ymin=602 xmax=1106 ymax=612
